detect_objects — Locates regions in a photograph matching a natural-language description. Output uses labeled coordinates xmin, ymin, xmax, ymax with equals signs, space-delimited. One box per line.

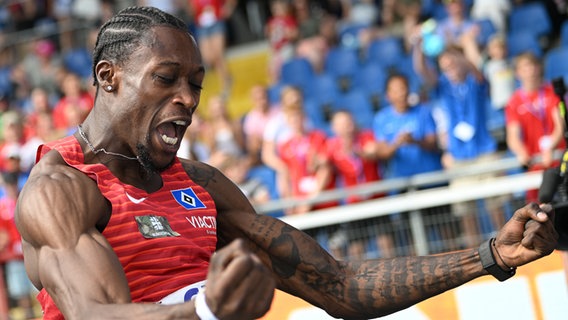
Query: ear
xmin=95 ymin=60 xmax=118 ymax=91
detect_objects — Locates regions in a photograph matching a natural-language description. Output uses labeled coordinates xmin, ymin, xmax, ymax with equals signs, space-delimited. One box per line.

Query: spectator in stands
xmin=0 ymin=172 xmax=35 ymax=319
xmin=373 ymin=74 xmax=442 ymax=180
xmin=201 ymin=95 xmax=244 ymax=167
xmin=52 ymin=72 xmax=94 ymax=135
xmin=295 ymin=12 xmax=337 ymax=74
xmin=0 ymin=111 xmax=25 ymax=174
xmin=461 ymin=30 xmax=515 ymax=145
xmin=21 ymin=111 xmax=61 ymax=174
xmin=22 ymin=87 xmax=54 ymax=141
xmin=350 ymin=0 xmax=422 ymax=53
xmin=265 ymin=0 xmax=299 ymax=84
xmin=292 ymin=0 xmax=321 ymax=40
xmin=327 ymin=110 xmax=381 ymax=202
xmin=414 ymin=43 xmax=506 ymax=248
xmin=241 ymin=84 xmax=279 ymax=166
xmin=261 ymin=85 xmax=307 ymax=199
xmin=326 ymin=110 xmax=394 ymax=258
xmin=372 ymin=73 xmax=456 ymax=253
xmin=177 ymin=112 xmax=210 ymax=162
xmin=343 ymin=0 xmax=380 ymax=28
xmin=218 ymin=154 xmax=271 ymax=206
xmin=276 ymin=101 xmax=335 ymax=214
xmin=435 ymin=0 xmax=476 ymax=47
xmin=470 ymin=0 xmax=511 ymax=34
xmin=19 ymin=39 xmax=64 ymax=101
xmin=293 ymin=0 xmax=337 ymax=74
xmin=505 ymin=52 xmax=566 ymax=202
xmin=186 ymin=0 xmax=235 ymax=97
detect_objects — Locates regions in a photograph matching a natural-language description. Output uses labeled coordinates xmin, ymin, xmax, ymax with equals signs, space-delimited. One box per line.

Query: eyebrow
xmin=156 ymin=61 xmax=205 ymax=74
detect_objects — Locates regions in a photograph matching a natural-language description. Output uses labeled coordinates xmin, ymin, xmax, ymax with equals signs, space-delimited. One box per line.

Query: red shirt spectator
xmin=326 ymin=110 xmax=381 ymax=204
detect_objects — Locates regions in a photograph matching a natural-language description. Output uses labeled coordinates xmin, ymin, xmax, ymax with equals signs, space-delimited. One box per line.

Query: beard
xmin=136 ymin=136 xmax=174 ymax=178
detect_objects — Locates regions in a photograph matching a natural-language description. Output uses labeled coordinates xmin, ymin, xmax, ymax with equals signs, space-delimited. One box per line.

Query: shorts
xmin=196 ymin=21 xmax=226 ymax=39
xmin=449 ymin=153 xmax=509 ymax=217
xmin=6 ymin=260 xmax=33 ymax=299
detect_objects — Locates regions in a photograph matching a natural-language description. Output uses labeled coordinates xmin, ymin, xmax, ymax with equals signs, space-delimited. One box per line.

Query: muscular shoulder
xmin=179 ymin=158 xmax=256 ymax=213
xmin=16 ymin=150 xmax=108 ymax=248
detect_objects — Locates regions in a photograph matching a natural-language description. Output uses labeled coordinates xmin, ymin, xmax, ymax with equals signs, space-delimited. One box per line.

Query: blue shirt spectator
xmin=436 ymin=72 xmax=496 ymax=160
xmin=373 ymin=74 xmax=442 ymax=179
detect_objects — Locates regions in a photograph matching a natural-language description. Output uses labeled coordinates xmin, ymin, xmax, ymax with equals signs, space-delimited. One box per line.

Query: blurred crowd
xmin=0 ymin=0 xmax=566 ymax=318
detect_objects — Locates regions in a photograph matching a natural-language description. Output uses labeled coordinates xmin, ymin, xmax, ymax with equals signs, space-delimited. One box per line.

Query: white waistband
xmin=158 ymin=280 xmax=207 ymax=305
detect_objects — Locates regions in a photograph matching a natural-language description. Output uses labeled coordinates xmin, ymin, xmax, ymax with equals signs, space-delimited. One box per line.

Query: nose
xmin=173 ymin=82 xmax=198 ymax=110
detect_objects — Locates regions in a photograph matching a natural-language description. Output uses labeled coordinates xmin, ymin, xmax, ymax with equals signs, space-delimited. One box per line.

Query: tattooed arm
xmin=184 ymin=160 xmax=558 ymax=319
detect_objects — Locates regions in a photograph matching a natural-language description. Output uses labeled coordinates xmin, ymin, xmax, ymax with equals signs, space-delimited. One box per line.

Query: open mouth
xmin=156 ymin=120 xmax=187 ymax=147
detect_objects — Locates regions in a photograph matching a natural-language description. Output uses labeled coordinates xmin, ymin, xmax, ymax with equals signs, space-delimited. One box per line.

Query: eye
xmin=189 ymin=82 xmax=203 ymax=92
xmin=153 ymin=74 xmax=174 ymax=84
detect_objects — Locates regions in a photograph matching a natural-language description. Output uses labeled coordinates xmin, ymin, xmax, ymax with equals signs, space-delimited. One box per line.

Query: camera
xmin=538 ymin=77 xmax=568 ymax=250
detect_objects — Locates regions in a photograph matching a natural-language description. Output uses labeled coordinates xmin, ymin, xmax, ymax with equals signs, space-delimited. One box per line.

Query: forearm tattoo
xmin=254 ymin=215 xmax=480 ymax=317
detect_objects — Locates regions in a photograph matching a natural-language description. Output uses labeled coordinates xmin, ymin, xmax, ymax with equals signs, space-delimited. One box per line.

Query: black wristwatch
xmin=478 ymin=238 xmax=516 ymax=282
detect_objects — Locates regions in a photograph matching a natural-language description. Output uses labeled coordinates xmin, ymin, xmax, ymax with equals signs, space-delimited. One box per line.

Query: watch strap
xmin=479 ymin=238 xmax=516 ymax=282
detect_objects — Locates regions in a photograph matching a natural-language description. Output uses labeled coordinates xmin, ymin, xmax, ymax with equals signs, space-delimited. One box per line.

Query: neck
xmin=77 ymin=124 xmax=139 ymax=161
xmin=523 ymin=80 xmax=542 ymax=92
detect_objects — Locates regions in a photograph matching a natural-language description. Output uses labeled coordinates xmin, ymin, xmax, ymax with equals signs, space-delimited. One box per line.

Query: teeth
xmin=161 ymin=134 xmax=178 ymax=145
xmin=173 ymin=120 xmax=187 ymax=126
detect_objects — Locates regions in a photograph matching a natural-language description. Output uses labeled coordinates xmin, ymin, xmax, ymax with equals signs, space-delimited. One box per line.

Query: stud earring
xmin=106 ymin=85 xmax=113 ymax=91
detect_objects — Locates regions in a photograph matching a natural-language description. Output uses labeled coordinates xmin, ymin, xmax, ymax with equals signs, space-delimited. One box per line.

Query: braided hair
xmin=92 ymin=6 xmax=189 ymax=86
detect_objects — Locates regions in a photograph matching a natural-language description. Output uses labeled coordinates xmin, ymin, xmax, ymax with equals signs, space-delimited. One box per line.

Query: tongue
xmin=157 ymin=122 xmax=177 ymax=138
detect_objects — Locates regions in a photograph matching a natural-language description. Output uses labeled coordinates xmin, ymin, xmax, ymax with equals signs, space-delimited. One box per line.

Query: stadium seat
xmin=267 ymin=82 xmax=284 ymax=105
xmin=336 ymin=88 xmax=375 ymax=130
xmin=544 ymin=46 xmax=568 ymax=82
xmin=324 ymin=46 xmax=361 ymax=92
xmin=474 ymin=18 xmax=497 ymax=47
xmin=366 ymin=36 xmax=405 ymax=69
xmin=308 ymin=72 xmax=341 ymax=120
xmin=280 ymin=57 xmax=315 ymax=89
xmin=338 ymin=22 xmax=370 ymax=49
xmin=393 ymin=55 xmax=423 ymax=96
xmin=508 ymin=2 xmax=552 ymax=38
xmin=353 ymin=61 xmax=388 ymax=112
xmin=506 ymin=31 xmax=543 ymax=58
xmin=561 ymin=20 xmax=568 ymax=47
xmin=303 ymin=97 xmax=331 ymax=134
xmin=0 ymin=67 xmax=12 ymax=98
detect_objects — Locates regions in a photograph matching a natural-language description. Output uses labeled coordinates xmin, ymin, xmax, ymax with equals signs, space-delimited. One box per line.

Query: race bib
xmin=539 ymin=135 xmax=552 ymax=151
xmin=298 ymin=176 xmax=317 ymax=194
xmin=198 ymin=8 xmax=217 ymax=27
xmin=158 ymin=280 xmax=207 ymax=305
xmin=453 ymin=121 xmax=475 ymax=142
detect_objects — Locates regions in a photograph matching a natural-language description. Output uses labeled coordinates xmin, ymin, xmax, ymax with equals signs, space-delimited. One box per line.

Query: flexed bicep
xmin=16 ymin=161 xmax=131 ymax=318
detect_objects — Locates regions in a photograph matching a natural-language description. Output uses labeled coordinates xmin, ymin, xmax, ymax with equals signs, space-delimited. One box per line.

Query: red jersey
xmin=36 ymin=136 xmax=217 ymax=319
xmin=505 ymin=84 xmax=566 ymax=160
xmin=278 ymin=130 xmax=330 ymax=197
xmin=52 ymin=92 xmax=94 ymax=130
xmin=0 ymin=205 xmax=21 ymax=263
xmin=326 ymin=130 xmax=381 ymax=203
xmin=190 ymin=0 xmax=224 ymax=27
xmin=266 ymin=15 xmax=297 ymax=51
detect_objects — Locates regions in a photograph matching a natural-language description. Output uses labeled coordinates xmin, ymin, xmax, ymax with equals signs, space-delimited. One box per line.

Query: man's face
xmin=439 ymin=52 xmax=465 ymax=83
xmin=386 ymin=77 xmax=409 ymax=109
xmin=115 ymin=26 xmax=204 ymax=172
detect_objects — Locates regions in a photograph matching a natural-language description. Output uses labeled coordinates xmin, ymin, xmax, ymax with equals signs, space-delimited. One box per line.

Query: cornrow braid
xmin=92 ymin=6 xmax=189 ymax=86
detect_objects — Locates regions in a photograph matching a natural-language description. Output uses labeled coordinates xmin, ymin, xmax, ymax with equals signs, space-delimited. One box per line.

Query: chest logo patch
xmin=135 ymin=215 xmax=180 ymax=238
xmin=171 ymin=187 xmax=206 ymax=210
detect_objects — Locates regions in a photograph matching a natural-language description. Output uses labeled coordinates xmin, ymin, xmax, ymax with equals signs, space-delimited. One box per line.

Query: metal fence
xmin=255 ymin=153 xmax=544 ymax=258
